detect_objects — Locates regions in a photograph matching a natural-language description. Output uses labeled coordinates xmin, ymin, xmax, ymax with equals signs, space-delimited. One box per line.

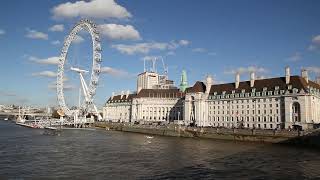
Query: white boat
xmin=146 ymin=136 xmax=154 ymax=139
xmin=4 ymin=118 xmax=8 ymax=121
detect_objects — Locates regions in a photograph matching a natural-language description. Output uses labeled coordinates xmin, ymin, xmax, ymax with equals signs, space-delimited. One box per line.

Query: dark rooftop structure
xmin=186 ymin=76 xmax=320 ymax=95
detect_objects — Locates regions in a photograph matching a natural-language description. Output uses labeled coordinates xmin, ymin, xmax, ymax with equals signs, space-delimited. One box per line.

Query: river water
xmin=0 ymin=120 xmax=319 ymax=179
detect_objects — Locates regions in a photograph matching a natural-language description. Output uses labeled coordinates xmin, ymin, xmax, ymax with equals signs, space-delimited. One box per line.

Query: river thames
xmin=0 ymin=120 xmax=319 ymax=179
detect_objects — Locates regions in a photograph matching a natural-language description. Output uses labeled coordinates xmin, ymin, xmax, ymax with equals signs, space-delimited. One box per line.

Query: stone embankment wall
xmin=95 ymin=122 xmax=316 ymax=144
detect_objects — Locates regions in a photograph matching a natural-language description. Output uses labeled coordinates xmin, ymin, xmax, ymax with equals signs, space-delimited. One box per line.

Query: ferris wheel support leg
xmin=79 ymin=73 xmax=90 ymax=102
xmin=93 ymin=104 xmax=102 ymax=121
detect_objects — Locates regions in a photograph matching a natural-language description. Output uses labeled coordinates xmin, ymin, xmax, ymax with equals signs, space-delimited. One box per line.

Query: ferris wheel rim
xmin=57 ymin=19 xmax=102 ymax=117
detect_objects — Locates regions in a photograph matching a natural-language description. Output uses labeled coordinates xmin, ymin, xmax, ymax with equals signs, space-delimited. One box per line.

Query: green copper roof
xmin=180 ymin=70 xmax=188 ymax=92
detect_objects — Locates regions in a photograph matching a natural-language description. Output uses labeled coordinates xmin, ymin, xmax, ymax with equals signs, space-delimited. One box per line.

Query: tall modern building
xmin=103 ymin=67 xmax=320 ymax=130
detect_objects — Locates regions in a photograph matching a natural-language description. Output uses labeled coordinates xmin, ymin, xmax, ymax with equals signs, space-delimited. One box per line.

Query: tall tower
xmin=180 ymin=70 xmax=188 ymax=92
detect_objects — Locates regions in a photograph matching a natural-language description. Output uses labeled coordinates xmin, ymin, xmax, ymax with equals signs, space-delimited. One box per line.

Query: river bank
xmin=95 ymin=122 xmax=320 ymax=147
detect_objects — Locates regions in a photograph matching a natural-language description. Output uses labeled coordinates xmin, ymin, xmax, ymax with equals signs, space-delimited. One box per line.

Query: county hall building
xmin=103 ymin=67 xmax=320 ymax=130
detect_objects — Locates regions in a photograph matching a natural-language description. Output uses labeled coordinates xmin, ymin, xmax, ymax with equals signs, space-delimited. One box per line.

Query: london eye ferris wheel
xmin=56 ymin=19 xmax=102 ymax=120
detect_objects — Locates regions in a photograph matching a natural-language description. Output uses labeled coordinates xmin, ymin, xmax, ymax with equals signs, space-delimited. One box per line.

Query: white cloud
xmin=26 ymin=29 xmax=48 ymax=40
xmin=101 ymin=66 xmax=132 ymax=78
xmin=305 ymin=66 xmax=320 ymax=74
xmin=224 ymin=66 xmax=268 ymax=75
xmin=73 ymin=35 xmax=84 ymax=44
xmin=112 ymin=40 xmax=188 ymax=55
xmin=179 ymin=40 xmax=190 ymax=46
xmin=308 ymin=35 xmax=320 ymax=51
xmin=312 ymin=35 xmax=320 ymax=45
xmin=32 ymin=71 xmax=57 ymax=78
xmin=52 ymin=0 xmax=131 ymax=19
xmin=49 ymin=24 xmax=64 ymax=32
xmin=0 ymin=29 xmax=5 ymax=35
xmin=192 ymin=48 xmax=207 ymax=53
xmin=98 ymin=24 xmax=141 ymax=40
xmin=112 ymin=42 xmax=167 ymax=55
xmin=29 ymin=56 xmax=60 ymax=65
xmin=51 ymin=40 xmax=60 ymax=45
xmin=287 ymin=52 xmax=301 ymax=62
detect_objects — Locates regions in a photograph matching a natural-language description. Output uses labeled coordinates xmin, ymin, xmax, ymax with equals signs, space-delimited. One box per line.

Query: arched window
xmin=292 ymin=102 xmax=301 ymax=122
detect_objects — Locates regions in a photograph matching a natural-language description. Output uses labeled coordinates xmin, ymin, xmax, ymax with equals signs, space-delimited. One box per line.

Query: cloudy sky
xmin=0 ymin=0 xmax=320 ymax=107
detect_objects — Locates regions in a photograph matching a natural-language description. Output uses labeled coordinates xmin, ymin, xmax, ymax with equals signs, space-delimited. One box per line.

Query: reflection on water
xmin=0 ymin=120 xmax=319 ymax=179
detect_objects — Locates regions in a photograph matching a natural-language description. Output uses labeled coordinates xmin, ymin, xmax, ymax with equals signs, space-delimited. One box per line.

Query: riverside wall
xmin=94 ymin=122 xmax=316 ymax=144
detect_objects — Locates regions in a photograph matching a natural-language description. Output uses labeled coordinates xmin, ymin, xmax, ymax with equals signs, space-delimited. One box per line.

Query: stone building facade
xmin=184 ymin=67 xmax=320 ymax=130
xmin=103 ymin=69 xmax=184 ymax=123
xmin=103 ymin=67 xmax=320 ymax=130
xmin=103 ymin=89 xmax=184 ymax=123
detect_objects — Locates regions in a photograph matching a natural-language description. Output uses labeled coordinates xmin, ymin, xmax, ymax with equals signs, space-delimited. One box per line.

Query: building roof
xmin=136 ymin=89 xmax=185 ymax=98
xmin=107 ymin=93 xmax=136 ymax=103
xmin=185 ymin=81 xmax=206 ymax=93
xmin=186 ymin=76 xmax=320 ymax=95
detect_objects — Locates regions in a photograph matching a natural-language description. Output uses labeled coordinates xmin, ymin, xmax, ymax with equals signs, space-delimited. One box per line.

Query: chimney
xmin=120 ymin=91 xmax=124 ymax=99
xmin=250 ymin=71 xmax=255 ymax=88
xmin=235 ymin=73 xmax=240 ymax=89
xmin=126 ymin=90 xmax=130 ymax=98
xmin=285 ymin=66 xmax=290 ymax=84
xmin=301 ymin=69 xmax=309 ymax=83
xmin=111 ymin=92 xmax=115 ymax=99
xmin=205 ymin=75 xmax=213 ymax=94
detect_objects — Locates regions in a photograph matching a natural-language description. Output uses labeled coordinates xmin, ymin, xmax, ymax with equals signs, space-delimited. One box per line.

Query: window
xmin=270 ymin=117 xmax=272 ymax=122
xmin=270 ymin=124 xmax=273 ymax=129
xmin=264 ymin=124 xmax=267 ymax=128
xmin=264 ymin=117 xmax=266 ymax=122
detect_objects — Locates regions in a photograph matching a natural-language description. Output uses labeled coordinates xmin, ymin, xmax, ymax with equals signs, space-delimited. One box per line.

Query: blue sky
xmin=0 ymin=0 xmax=320 ymax=107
